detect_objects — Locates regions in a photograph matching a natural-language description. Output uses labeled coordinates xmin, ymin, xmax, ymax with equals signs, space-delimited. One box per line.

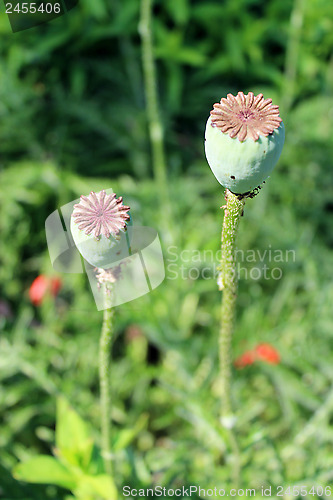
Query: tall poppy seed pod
xmin=205 ymin=92 xmax=285 ymax=194
xmin=70 ymin=190 xmax=131 ymax=269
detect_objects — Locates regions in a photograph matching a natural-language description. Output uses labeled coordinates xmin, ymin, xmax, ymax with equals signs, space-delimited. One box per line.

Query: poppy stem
xmin=218 ymin=189 xmax=245 ymax=485
xmin=99 ymin=290 xmax=114 ymax=477
xmin=139 ymin=0 xmax=168 ymax=204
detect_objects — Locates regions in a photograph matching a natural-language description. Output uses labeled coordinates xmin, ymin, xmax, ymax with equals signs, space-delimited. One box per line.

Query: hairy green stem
xmin=99 ymin=292 xmax=114 ymax=477
xmin=218 ymin=189 xmax=245 ymax=486
xmin=139 ymin=0 xmax=169 ymax=204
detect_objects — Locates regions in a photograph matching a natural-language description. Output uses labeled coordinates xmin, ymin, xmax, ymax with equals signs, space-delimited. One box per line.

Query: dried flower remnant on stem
xmin=95 ymin=266 xmax=122 ymax=285
xmin=210 ymin=91 xmax=282 ymax=142
xmin=72 ymin=190 xmax=130 ymax=240
xmin=95 ymin=262 xmax=129 ymax=291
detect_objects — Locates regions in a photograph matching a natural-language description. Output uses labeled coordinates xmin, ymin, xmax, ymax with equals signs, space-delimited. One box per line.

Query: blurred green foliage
xmin=1 ymin=0 xmax=333 ymax=498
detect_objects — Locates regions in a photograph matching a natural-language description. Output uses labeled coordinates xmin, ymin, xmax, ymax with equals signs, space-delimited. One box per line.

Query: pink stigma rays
xmin=72 ymin=190 xmax=130 ymax=239
xmin=210 ymin=91 xmax=282 ymax=142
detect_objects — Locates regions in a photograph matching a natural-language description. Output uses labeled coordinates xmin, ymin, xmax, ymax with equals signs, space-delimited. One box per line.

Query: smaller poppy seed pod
xmin=205 ymin=91 xmax=285 ymax=194
xmin=70 ymin=190 xmax=131 ymax=269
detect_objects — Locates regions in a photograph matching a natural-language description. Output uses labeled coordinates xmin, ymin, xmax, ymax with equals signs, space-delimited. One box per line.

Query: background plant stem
xmin=218 ymin=189 xmax=245 ymax=485
xmin=99 ymin=295 xmax=114 ymax=477
xmin=139 ymin=0 xmax=170 ymax=214
xmin=283 ymin=0 xmax=305 ymax=112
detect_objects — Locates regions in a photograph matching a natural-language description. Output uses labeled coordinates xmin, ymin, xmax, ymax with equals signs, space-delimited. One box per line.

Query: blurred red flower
xmin=234 ymin=350 xmax=256 ymax=368
xmin=255 ymin=343 xmax=280 ymax=364
xmin=29 ymin=275 xmax=62 ymax=306
xmin=234 ymin=343 xmax=280 ymax=368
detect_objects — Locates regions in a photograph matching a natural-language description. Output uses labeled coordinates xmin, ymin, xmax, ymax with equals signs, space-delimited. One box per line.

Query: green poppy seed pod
xmin=205 ymin=91 xmax=285 ymax=194
xmin=70 ymin=190 xmax=131 ymax=269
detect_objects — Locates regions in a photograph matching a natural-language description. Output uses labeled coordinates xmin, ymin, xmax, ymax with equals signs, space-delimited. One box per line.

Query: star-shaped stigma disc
xmin=72 ymin=190 xmax=130 ymax=240
xmin=210 ymin=91 xmax=282 ymax=142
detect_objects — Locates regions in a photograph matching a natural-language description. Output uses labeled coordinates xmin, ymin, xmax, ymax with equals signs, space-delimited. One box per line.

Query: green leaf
xmin=55 ymin=397 xmax=93 ymax=469
xmin=165 ymin=0 xmax=189 ymax=25
xmin=13 ymin=456 xmax=76 ymax=489
xmin=56 ymin=397 xmax=90 ymax=451
xmin=113 ymin=413 xmax=148 ymax=452
xmin=74 ymin=474 xmax=118 ymax=500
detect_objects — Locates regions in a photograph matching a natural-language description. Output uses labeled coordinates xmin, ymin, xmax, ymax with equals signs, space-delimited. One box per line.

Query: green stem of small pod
xmin=99 ymin=291 xmax=114 ymax=477
xmin=218 ymin=189 xmax=245 ymax=486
